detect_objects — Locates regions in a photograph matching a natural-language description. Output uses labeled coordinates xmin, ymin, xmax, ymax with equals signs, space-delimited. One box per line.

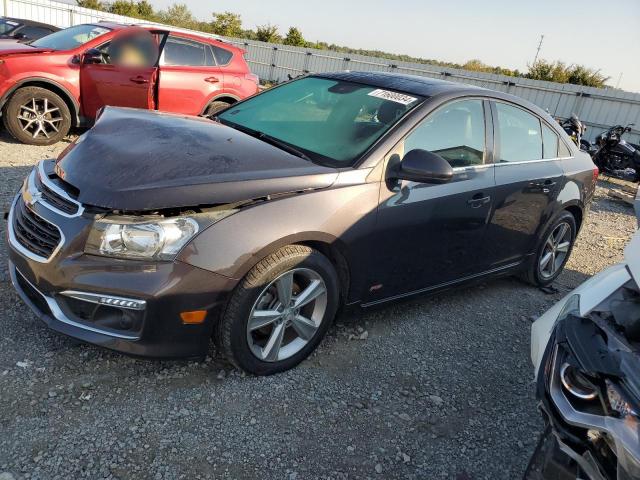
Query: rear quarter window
xmin=212 ymin=45 xmax=233 ymax=65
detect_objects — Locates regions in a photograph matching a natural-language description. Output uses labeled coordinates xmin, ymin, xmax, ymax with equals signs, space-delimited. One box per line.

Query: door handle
xmin=129 ymin=76 xmax=149 ymax=84
xmin=204 ymin=76 xmax=220 ymax=83
xmin=467 ymin=194 xmax=491 ymax=208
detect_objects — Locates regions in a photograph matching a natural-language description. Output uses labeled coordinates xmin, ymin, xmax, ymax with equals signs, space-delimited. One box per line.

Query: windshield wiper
xmin=255 ymin=132 xmax=311 ymax=161
xmin=218 ymin=118 xmax=311 ymax=161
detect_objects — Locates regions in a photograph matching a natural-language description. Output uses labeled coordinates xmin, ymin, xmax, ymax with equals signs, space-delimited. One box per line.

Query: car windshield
xmin=0 ymin=19 xmax=20 ymax=34
xmin=217 ymin=77 xmax=424 ymax=166
xmin=31 ymin=24 xmax=110 ymax=50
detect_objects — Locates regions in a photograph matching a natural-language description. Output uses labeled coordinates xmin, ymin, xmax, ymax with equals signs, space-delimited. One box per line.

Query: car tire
xmin=203 ymin=100 xmax=231 ymax=118
xmin=3 ymin=86 xmax=72 ymax=146
xmin=216 ymin=245 xmax=339 ymax=375
xmin=522 ymin=211 xmax=577 ymax=287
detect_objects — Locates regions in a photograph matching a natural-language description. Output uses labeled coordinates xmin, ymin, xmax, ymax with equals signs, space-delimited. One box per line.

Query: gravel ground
xmin=0 ymin=129 xmax=637 ymax=480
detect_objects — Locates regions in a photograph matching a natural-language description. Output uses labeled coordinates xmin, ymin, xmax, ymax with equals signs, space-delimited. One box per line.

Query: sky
xmin=147 ymin=0 xmax=640 ymax=92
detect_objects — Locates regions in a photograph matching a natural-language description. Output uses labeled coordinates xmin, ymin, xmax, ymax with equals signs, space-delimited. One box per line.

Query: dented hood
xmin=55 ymin=107 xmax=338 ymax=211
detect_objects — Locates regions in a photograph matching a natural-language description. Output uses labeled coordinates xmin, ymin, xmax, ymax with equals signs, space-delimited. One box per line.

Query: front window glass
xmin=0 ymin=19 xmax=20 ymax=34
xmin=496 ymin=102 xmax=543 ymax=162
xmin=218 ymin=77 xmax=423 ymax=166
xmin=404 ymin=99 xmax=486 ymax=167
xmin=31 ymin=24 xmax=110 ymax=50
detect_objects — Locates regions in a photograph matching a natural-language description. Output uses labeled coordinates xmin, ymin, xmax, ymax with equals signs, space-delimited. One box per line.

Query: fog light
xmin=180 ymin=310 xmax=207 ymax=324
xmin=560 ymin=363 xmax=597 ymax=400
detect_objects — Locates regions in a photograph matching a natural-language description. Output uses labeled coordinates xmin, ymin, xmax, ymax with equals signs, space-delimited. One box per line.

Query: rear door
xmin=80 ymin=28 xmax=163 ymax=119
xmin=484 ymin=100 xmax=568 ymax=269
xmin=157 ymin=35 xmax=225 ymax=116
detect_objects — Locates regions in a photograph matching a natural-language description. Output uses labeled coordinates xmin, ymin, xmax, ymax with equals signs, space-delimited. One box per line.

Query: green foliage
xmin=76 ymin=0 xmax=103 ymax=9
xmin=157 ymin=3 xmax=196 ymax=29
xmin=255 ymin=23 xmax=281 ymax=43
xmin=210 ymin=11 xmax=243 ymax=37
xmin=283 ymin=27 xmax=306 ymax=46
xmin=109 ymin=0 xmax=138 ymax=17
xmin=135 ymin=0 xmax=154 ymax=19
xmin=527 ymin=60 xmax=609 ymax=88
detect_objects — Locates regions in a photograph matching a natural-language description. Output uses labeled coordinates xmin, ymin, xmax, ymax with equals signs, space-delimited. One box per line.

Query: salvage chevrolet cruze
xmin=7 ymin=72 xmax=598 ymax=375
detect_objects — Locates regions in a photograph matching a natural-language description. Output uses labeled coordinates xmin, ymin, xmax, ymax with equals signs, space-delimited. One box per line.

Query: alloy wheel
xmin=539 ymin=222 xmax=572 ymax=279
xmin=246 ymin=268 xmax=328 ymax=362
xmin=17 ymin=98 xmax=63 ymax=140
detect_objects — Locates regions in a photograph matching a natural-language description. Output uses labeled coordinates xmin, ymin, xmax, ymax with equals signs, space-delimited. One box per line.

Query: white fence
xmin=3 ymin=0 xmax=639 ymax=144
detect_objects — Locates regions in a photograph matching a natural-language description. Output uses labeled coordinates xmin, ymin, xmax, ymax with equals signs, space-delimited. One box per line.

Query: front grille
xmin=15 ymin=269 xmax=51 ymax=316
xmin=35 ymin=173 xmax=79 ymax=215
xmin=12 ymin=198 xmax=62 ymax=260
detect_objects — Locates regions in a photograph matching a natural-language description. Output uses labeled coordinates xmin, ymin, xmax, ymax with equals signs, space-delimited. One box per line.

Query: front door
xmin=80 ymin=28 xmax=162 ymax=119
xmin=157 ymin=35 xmax=225 ymax=116
xmin=368 ymin=98 xmax=496 ymax=303
xmin=484 ymin=101 xmax=567 ymax=270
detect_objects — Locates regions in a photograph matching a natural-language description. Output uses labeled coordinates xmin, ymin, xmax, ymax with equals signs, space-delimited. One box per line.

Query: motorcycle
xmin=560 ymin=114 xmax=591 ymax=152
xmin=592 ymin=123 xmax=640 ymax=181
xmin=526 ymin=231 xmax=640 ymax=480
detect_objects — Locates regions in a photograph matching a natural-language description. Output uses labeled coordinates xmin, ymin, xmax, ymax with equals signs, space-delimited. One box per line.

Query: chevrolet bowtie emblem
xmin=25 ymin=190 xmax=42 ymax=208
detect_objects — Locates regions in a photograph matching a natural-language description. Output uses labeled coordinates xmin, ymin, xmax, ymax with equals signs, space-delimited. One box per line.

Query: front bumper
xmin=6 ymin=162 xmax=238 ymax=359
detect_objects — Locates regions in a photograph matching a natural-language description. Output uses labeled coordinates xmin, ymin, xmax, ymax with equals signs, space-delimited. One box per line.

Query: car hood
xmin=0 ymin=42 xmax=51 ymax=54
xmin=54 ymin=107 xmax=339 ymax=211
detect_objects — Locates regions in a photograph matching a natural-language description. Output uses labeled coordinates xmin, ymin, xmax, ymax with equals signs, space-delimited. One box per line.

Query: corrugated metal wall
xmin=3 ymin=0 xmax=639 ymax=144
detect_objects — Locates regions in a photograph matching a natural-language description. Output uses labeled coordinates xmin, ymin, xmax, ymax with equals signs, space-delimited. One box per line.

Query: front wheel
xmin=3 ymin=86 xmax=71 ymax=145
xmin=216 ymin=245 xmax=339 ymax=375
xmin=522 ymin=212 xmax=577 ymax=287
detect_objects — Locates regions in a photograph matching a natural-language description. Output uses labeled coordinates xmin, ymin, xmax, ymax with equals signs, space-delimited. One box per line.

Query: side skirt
xmin=359 ymin=261 xmax=523 ymax=308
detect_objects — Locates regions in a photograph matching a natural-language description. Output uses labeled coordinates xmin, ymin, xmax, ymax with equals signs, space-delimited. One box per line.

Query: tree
xmin=283 ymin=27 xmax=305 ymax=47
xmin=210 ymin=11 xmax=242 ymax=37
xmin=76 ymin=0 xmax=104 ymax=10
xmin=527 ymin=60 xmax=609 ymax=88
xmin=135 ymin=0 xmax=155 ymax=19
xmin=109 ymin=0 xmax=138 ymax=17
xmin=157 ymin=3 xmax=195 ymax=29
xmin=255 ymin=23 xmax=281 ymax=43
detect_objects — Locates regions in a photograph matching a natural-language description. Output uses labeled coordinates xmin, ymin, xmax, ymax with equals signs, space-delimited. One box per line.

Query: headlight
xmin=85 ymin=216 xmax=199 ymax=260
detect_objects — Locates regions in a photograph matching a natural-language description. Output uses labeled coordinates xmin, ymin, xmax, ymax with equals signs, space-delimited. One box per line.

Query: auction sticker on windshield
xmin=368 ymin=89 xmax=417 ymax=105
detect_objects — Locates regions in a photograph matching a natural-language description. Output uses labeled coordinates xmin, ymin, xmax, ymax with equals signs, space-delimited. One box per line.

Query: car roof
xmin=3 ymin=16 xmax=60 ymax=30
xmin=317 ymin=71 xmax=488 ymax=98
xmin=316 ymin=70 xmax=555 ymax=119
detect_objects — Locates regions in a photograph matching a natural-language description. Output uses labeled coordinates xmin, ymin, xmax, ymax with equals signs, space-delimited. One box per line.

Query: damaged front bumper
xmin=5 ymin=161 xmax=238 ymax=359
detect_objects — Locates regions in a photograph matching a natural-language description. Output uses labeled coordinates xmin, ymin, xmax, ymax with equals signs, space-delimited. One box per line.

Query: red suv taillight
xmin=593 ymin=165 xmax=599 ymax=184
xmin=244 ymin=73 xmax=259 ymax=85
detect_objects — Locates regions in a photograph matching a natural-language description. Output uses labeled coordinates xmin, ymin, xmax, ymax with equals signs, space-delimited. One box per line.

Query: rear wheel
xmin=217 ymin=245 xmax=339 ymax=375
xmin=522 ymin=212 xmax=577 ymax=287
xmin=3 ymin=87 xmax=72 ymax=145
xmin=203 ymin=100 xmax=232 ymax=118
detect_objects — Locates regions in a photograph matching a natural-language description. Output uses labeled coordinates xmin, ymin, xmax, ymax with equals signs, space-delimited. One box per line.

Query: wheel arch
xmin=563 ymin=203 xmax=584 ymax=232
xmin=199 ymin=93 xmax=240 ymax=115
xmin=0 ymin=78 xmax=80 ymax=126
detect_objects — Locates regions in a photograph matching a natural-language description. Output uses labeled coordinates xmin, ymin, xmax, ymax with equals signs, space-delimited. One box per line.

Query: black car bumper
xmin=5 ymin=168 xmax=238 ymax=359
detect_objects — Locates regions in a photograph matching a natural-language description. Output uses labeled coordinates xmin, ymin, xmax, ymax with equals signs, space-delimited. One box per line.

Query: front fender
xmin=177 ymin=182 xmax=381 ymax=303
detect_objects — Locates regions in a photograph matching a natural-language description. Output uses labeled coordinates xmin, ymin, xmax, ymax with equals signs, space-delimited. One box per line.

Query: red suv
xmin=0 ymin=23 xmax=259 ymax=145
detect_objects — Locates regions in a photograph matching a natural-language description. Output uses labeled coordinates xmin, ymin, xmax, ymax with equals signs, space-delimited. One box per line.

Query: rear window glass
xmin=541 ymin=122 xmax=559 ymax=158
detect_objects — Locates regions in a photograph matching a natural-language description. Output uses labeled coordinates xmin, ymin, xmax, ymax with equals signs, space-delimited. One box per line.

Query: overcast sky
xmin=146 ymin=0 xmax=639 ymax=92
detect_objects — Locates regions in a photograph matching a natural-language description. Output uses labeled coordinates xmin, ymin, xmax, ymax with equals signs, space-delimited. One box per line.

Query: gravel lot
xmin=0 ymin=129 xmax=636 ymax=480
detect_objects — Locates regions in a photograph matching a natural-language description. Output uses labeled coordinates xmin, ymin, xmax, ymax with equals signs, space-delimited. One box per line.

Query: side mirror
xmin=397 ymin=149 xmax=453 ymax=184
xmin=83 ymin=48 xmax=103 ymax=65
